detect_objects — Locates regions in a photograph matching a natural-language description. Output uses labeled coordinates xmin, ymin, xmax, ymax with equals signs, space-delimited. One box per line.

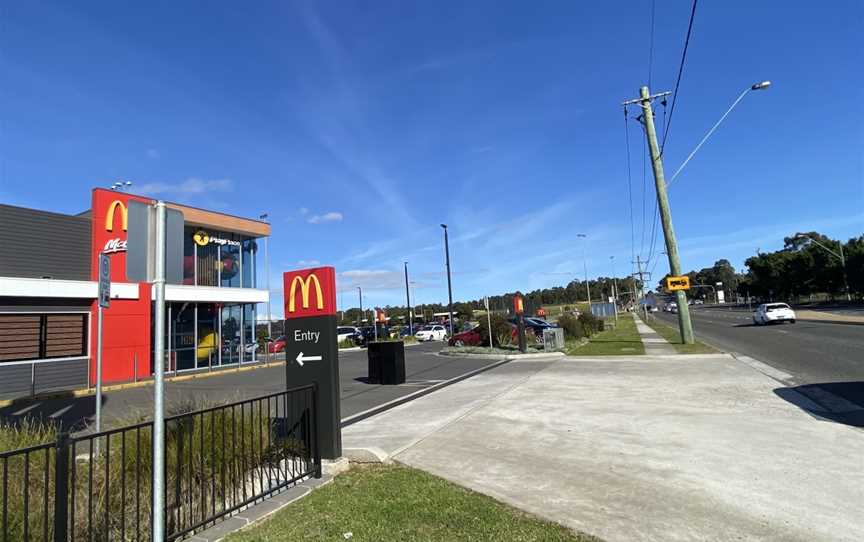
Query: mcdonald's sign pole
xmin=283 ymin=266 xmax=342 ymax=459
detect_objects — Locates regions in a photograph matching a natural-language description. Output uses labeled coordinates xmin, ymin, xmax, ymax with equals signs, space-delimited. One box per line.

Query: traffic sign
xmin=666 ymin=275 xmax=691 ymax=291
xmin=283 ymin=266 xmax=341 ymax=460
xmin=98 ymin=254 xmax=111 ymax=308
xmin=126 ymin=200 xmax=184 ymax=284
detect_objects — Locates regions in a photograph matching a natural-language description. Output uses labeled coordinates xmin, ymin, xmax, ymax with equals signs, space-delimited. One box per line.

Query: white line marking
xmin=12 ymin=403 xmax=42 ymax=416
xmin=49 ymin=404 xmax=74 ymax=419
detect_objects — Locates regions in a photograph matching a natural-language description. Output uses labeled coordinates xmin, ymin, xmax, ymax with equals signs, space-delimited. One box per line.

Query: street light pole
xmin=404 ymin=261 xmax=413 ymax=334
xmin=259 ymin=213 xmax=271 ymax=358
xmin=357 ymin=286 xmax=363 ymax=326
xmin=795 ymin=233 xmax=851 ymax=302
xmin=626 ymin=86 xmax=694 ymax=344
xmin=610 ymin=256 xmax=618 ymax=322
xmin=441 ymin=224 xmax=454 ymax=335
xmin=576 ymin=234 xmax=591 ymax=310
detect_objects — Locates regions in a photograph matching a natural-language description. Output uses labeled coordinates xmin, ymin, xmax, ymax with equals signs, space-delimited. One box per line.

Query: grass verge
xmin=566 ymin=314 xmax=645 ymax=356
xmin=225 ymin=464 xmax=599 ymax=542
xmin=640 ymin=316 xmax=716 ymax=354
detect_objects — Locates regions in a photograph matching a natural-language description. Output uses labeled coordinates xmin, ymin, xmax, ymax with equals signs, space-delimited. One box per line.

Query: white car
xmin=337 ymin=326 xmax=360 ymax=343
xmin=753 ymin=303 xmax=796 ymax=325
xmin=415 ymin=325 xmax=448 ymax=342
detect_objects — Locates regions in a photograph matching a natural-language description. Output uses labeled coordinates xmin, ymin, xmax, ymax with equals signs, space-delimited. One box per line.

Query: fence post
xmin=311 ymin=384 xmax=322 ymax=479
xmin=53 ymin=430 xmax=70 ymax=542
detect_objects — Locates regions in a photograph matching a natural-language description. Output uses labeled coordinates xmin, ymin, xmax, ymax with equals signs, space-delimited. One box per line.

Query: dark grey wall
xmin=0 ymin=204 xmax=92 ymax=281
xmin=0 ymin=358 xmax=88 ymax=400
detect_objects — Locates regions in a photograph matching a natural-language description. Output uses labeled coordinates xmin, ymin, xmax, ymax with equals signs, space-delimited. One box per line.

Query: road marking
xmin=49 ymin=404 xmax=74 ymax=419
xmin=12 ymin=403 xmax=42 ymax=416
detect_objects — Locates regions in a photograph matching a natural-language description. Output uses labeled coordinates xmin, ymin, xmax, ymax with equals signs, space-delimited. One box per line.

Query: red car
xmin=448 ymin=324 xmax=524 ymax=347
xmin=268 ymin=336 xmax=286 ymax=353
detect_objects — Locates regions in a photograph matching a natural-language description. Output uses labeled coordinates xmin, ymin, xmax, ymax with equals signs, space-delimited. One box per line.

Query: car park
xmin=753 ymin=303 xmax=796 ymax=325
xmin=337 ymin=326 xmax=361 ymax=344
xmin=268 ymin=335 xmax=286 ymax=353
xmin=448 ymin=326 xmax=483 ymax=347
xmin=415 ymin=325 xmax=448 ymax=342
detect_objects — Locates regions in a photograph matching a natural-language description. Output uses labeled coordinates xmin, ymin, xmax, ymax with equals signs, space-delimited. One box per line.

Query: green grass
xmin=565 ymin=314 xmax=645 ymax=356
xmin=640 ymin=316 xmax=717 ymax=354
xmin=226 ymin=465 xmax=598 ymax=542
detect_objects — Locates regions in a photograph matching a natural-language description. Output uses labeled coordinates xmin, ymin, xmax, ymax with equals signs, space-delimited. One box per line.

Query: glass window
xmin=221 ymin=304 xmax=241 ymax=365
xmin=196 ymin=243 xmax=219 ymax=287
xmin=170 ymin=303 xmax=195 ymax=371
xmin=220 ymin=239 xmax=241 ymax=288
xmin=243 ymin=304 xmax=256 ymax=362
xmin=197 ymin=304 xmax=218 ymax=368
xmin=242 ymin=239 xmax=256 ymax=289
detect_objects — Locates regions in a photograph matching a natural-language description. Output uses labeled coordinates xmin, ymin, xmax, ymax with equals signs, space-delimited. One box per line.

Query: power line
xmin=660 ymin=0 xmax=699 ymax=152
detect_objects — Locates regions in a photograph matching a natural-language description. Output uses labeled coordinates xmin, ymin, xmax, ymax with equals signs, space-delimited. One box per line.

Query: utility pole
xmin=441 ymin=224 xmax=454 ymax=335
xmin=632 ymin=255 xmax=649 ymax=319
xmin=624 ymin=87 xmax=694 ymax=343
xmin=404 ymin=262 xmax=413 ymax=334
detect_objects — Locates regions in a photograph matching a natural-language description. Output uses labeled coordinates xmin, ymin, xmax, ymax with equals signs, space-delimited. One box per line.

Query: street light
xmin=576 ymin=234 xmax=591 ymax=309
xmin=794 ymin=233 xmax=851 ymax=301
xmin=357 ymin=286 xmax=363 ymax=326
xmin=404 ymin=261 xmax=413 ymax=335
xmin=668 ymin=80 xmax=771 ymax=186
xmin=441 ymin=224 xmax=454 ymax=335
xmin=259 ymin=213 xmax=271 ymax=358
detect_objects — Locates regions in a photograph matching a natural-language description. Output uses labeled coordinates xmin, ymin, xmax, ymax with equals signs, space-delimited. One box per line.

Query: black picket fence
xmin=0 ymin=384 xmax=321 ymax=541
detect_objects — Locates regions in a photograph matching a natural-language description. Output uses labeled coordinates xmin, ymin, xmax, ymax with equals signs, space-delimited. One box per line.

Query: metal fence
xmin=0 ymin=384 xmax=320 ymax=541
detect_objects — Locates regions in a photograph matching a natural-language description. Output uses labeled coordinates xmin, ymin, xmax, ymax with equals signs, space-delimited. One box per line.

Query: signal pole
xmin=624 ymin=87 xmax=694 ymax=344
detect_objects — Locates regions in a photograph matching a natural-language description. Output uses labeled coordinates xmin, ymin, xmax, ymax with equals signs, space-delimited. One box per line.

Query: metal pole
xmin=404 ymin=262 xmax=413 ymax=335
xmin=95 ymin=303 xmax=103 ymax=435
xmin=265 ymin=230 xmax=272 ymax=344
xmin=610 ymin=256 xmax=618 ymax=322
xmin=485 ymin=297 xmax=493 ymax=353
xmin=441 ymin=224 xmax=454 ymax=335
xmin=357 ymin=287 xmax=363 ymax=326
xmin=152 ymin=201 xmax=167 ymax=542
xmin=639 ymin=86 xmax=694 ymax=343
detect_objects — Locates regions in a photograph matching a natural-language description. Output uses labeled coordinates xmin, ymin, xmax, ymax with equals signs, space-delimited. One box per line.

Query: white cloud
xmin=297 ymin=259 xmax=320 ymax=266
xmin=299 ymin=207 xmax=309 ymax=215
xmin=308 ymin=211 xmax=343 ymax=224
xmin=146 ymin=149 xmax=160 ymax=159
xmin=337 ymin=269 xmax=405 ymax=290
xmin=137 ymin=178 xmax=233 ymax=195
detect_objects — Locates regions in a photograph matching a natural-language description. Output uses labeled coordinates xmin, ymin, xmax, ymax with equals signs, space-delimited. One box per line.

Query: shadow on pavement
xmin=0 ymin=392 xmax=100 ymax=433
xmin=774 ymin=382 xmax=864 ymax=428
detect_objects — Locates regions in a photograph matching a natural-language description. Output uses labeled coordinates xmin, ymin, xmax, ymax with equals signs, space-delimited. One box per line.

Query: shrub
xmin=475 ymin=314 xmax=513 ymax=347
xmin=577 ymin=312 xmax=604 ymax=337
xmin=557 ymin=313 xmax=584 ymax=340
xmin=338 ymin=338 xmax=356 ymax=349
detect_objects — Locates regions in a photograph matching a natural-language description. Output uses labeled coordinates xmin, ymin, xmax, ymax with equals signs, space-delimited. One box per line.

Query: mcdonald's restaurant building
xmin=0 ymin=188 xmax=270 ymax=400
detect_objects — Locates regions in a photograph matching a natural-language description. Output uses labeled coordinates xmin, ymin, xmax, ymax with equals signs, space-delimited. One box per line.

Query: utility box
xmin=368 ymin=341 xmax=406 ymax=385
xmin=543 ymin=328 xmax=565 ymax=352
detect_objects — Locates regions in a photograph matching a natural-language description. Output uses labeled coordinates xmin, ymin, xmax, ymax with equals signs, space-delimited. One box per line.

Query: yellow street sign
xmin=666 ymin=275 xmax=691 ymax=291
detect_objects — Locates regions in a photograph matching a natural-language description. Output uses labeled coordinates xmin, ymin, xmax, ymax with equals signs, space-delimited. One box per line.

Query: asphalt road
xmin=654 ymin=307 xmax=864 ymax=416
xmin=0 ymin=341 xmax=503 ymax=432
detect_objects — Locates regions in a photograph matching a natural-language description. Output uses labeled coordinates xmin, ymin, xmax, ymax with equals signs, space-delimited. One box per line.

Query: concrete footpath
xmin=343 ymin=354 xmax=864 ymax=542
xmin=633 ymin=313 xmax=676 ymax=355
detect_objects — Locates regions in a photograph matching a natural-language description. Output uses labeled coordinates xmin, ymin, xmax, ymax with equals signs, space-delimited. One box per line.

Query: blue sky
xmin=1 ymin=1 xmax=861 ymax=316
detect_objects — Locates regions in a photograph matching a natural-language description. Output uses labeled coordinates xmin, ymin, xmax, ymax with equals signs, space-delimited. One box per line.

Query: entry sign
xmin=666 ymin=275 xmax=691 ymax=291
xmin=283 ymin=266 xmax=341 ymax=460
xmin=98 ymin=254 xmax=111 ymax=308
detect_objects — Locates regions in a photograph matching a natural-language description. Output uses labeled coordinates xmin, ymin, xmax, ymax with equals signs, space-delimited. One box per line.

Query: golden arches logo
xmin=288 ymin=274 xmax=324 ymax=313
xmin=104 ymin=200 xmax=128 ymax=232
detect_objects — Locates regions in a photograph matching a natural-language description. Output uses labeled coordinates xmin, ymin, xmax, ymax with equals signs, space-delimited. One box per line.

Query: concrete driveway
xmin=343 ymin=354 xmax=864 ymax=542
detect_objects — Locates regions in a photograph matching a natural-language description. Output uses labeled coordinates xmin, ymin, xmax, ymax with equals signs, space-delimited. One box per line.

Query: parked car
xmin=753 ymin=303 xmax=796 ymax=325
xmin=268 ymin=335 xmax=286 ymax=353
xmin=337 ymin=326 xmax=361 ymax=344
xmin=415 ymin=325 xmax=448 ymax=342
xmin=509 ymin=317 xmax=553 ymax=343
xmin=244 ymin=342 xmax=259 ymax=355
xmin=694 ymin=299 xmax=704 ymax=305
xmin=448 ymin=326 xmax=483 ymax=347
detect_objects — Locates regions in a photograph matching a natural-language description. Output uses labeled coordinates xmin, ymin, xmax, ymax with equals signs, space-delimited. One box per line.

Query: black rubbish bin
xmin=367 ymin=341 xmax=406 ymax=385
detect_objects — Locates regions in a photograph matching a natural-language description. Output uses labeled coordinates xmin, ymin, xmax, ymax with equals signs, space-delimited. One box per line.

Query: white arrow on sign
xmin=295 ymin=352 xmax=322 ymax=367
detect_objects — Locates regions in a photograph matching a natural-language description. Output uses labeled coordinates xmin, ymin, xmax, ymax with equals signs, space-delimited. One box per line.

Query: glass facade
xmin=163 ymin=302 xmax=257 ymax=372
xmin=157 ymin=227 xmax=263 ymax=373
xmin=183 ymin=227 xmax=258 ymax=288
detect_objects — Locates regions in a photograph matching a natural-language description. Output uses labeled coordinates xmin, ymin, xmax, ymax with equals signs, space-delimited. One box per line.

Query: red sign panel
xmin=283 ymin=266 xmax=337 ymax=319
